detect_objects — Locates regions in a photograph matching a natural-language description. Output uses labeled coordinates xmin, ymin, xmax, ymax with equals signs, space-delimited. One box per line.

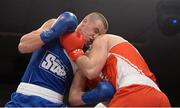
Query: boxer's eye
xmin=94 ymin=28 xmax=99 ymax=34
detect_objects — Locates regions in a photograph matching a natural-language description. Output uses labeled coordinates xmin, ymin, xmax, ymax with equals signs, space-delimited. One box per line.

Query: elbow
xmin=18 ymin=43 xmax=31 ymax=54
xmin=18 ymin=35 xmax=34 ymax=54
xmin=84 ymin=69 xmax=99 ymax=80
xmin=18 ymin=36 xmax=28 ymax=53
xmin=18 ymin=43 xmax=26 ymax=54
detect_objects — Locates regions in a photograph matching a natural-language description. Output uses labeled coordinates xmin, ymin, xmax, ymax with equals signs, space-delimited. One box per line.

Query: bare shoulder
xmin=107 ymin=34 xmax=126 ymax=40
xmin=100 ymin=34 xmax=128 ymax=50
xmin=95 ymin=34 xmax=127 ymax=42
xmin=92 ymin=34 xmax=128 ymax=48
xmin=92 ymin=34 xmax=108 ymax=46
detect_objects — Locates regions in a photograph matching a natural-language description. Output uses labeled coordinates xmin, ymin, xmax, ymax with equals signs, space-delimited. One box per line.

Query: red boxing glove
xmin=60 ymin=31 xmax=85 ymax=61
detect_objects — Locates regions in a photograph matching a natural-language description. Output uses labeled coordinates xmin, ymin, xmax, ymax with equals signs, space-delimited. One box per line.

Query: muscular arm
xmin=18 ymin=19 xmax=56 ymax=53
xmin=69 ymin=69 xmax=115 ymax=106
xmin=69 ymin=70 xmax=87 ymax=106
xmin=76 ymin=36 xmax=108 ymax=79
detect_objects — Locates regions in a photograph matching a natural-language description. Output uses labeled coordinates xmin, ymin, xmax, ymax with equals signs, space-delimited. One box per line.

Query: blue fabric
xmin=21 ymin=39 xmax=73 ymax=94
xmin=5 ymin=92 xmax=66 ymax=107
xmin=6 ymin=39 xmax=74 ymax=107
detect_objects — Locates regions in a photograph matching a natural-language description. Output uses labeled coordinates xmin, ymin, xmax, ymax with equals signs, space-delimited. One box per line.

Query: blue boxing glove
xmin=82 ymin=81 xmax=115 ymax=104
xmin=40 ymin=11 xmax=78 ymax=43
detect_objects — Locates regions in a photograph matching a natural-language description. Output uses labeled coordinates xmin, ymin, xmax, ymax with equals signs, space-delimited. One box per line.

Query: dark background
xmin=0 ymin=0 xmax=180 ymax=106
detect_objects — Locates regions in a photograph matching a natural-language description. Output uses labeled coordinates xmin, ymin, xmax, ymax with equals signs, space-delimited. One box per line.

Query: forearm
xmin=18 ymin=30 xmax=45 ymax=53
xmin=76 ymin=55 xmax=99 ymax=79
xmin=62 ymin=37 xmax=108 ymax=79
xmin=18 ymin=19 xmax=56 ymax=53
xmin=69 ymin=70 xmax=115 ymax=106
xmin=69 ymin=71 xmax=87 ymax=106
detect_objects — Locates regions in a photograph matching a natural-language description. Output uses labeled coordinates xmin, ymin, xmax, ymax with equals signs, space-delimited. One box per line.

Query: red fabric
xmin=108 ymin=84 xmax=171 ymax=107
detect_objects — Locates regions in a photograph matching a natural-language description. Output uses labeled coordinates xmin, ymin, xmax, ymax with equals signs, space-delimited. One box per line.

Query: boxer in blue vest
xmin=5 ymin=12 xmax=113 ymax=107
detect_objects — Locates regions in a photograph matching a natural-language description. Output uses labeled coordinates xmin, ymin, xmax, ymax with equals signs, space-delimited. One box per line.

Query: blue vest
xmin=21 ymin=39 xmax=73 ymax=95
